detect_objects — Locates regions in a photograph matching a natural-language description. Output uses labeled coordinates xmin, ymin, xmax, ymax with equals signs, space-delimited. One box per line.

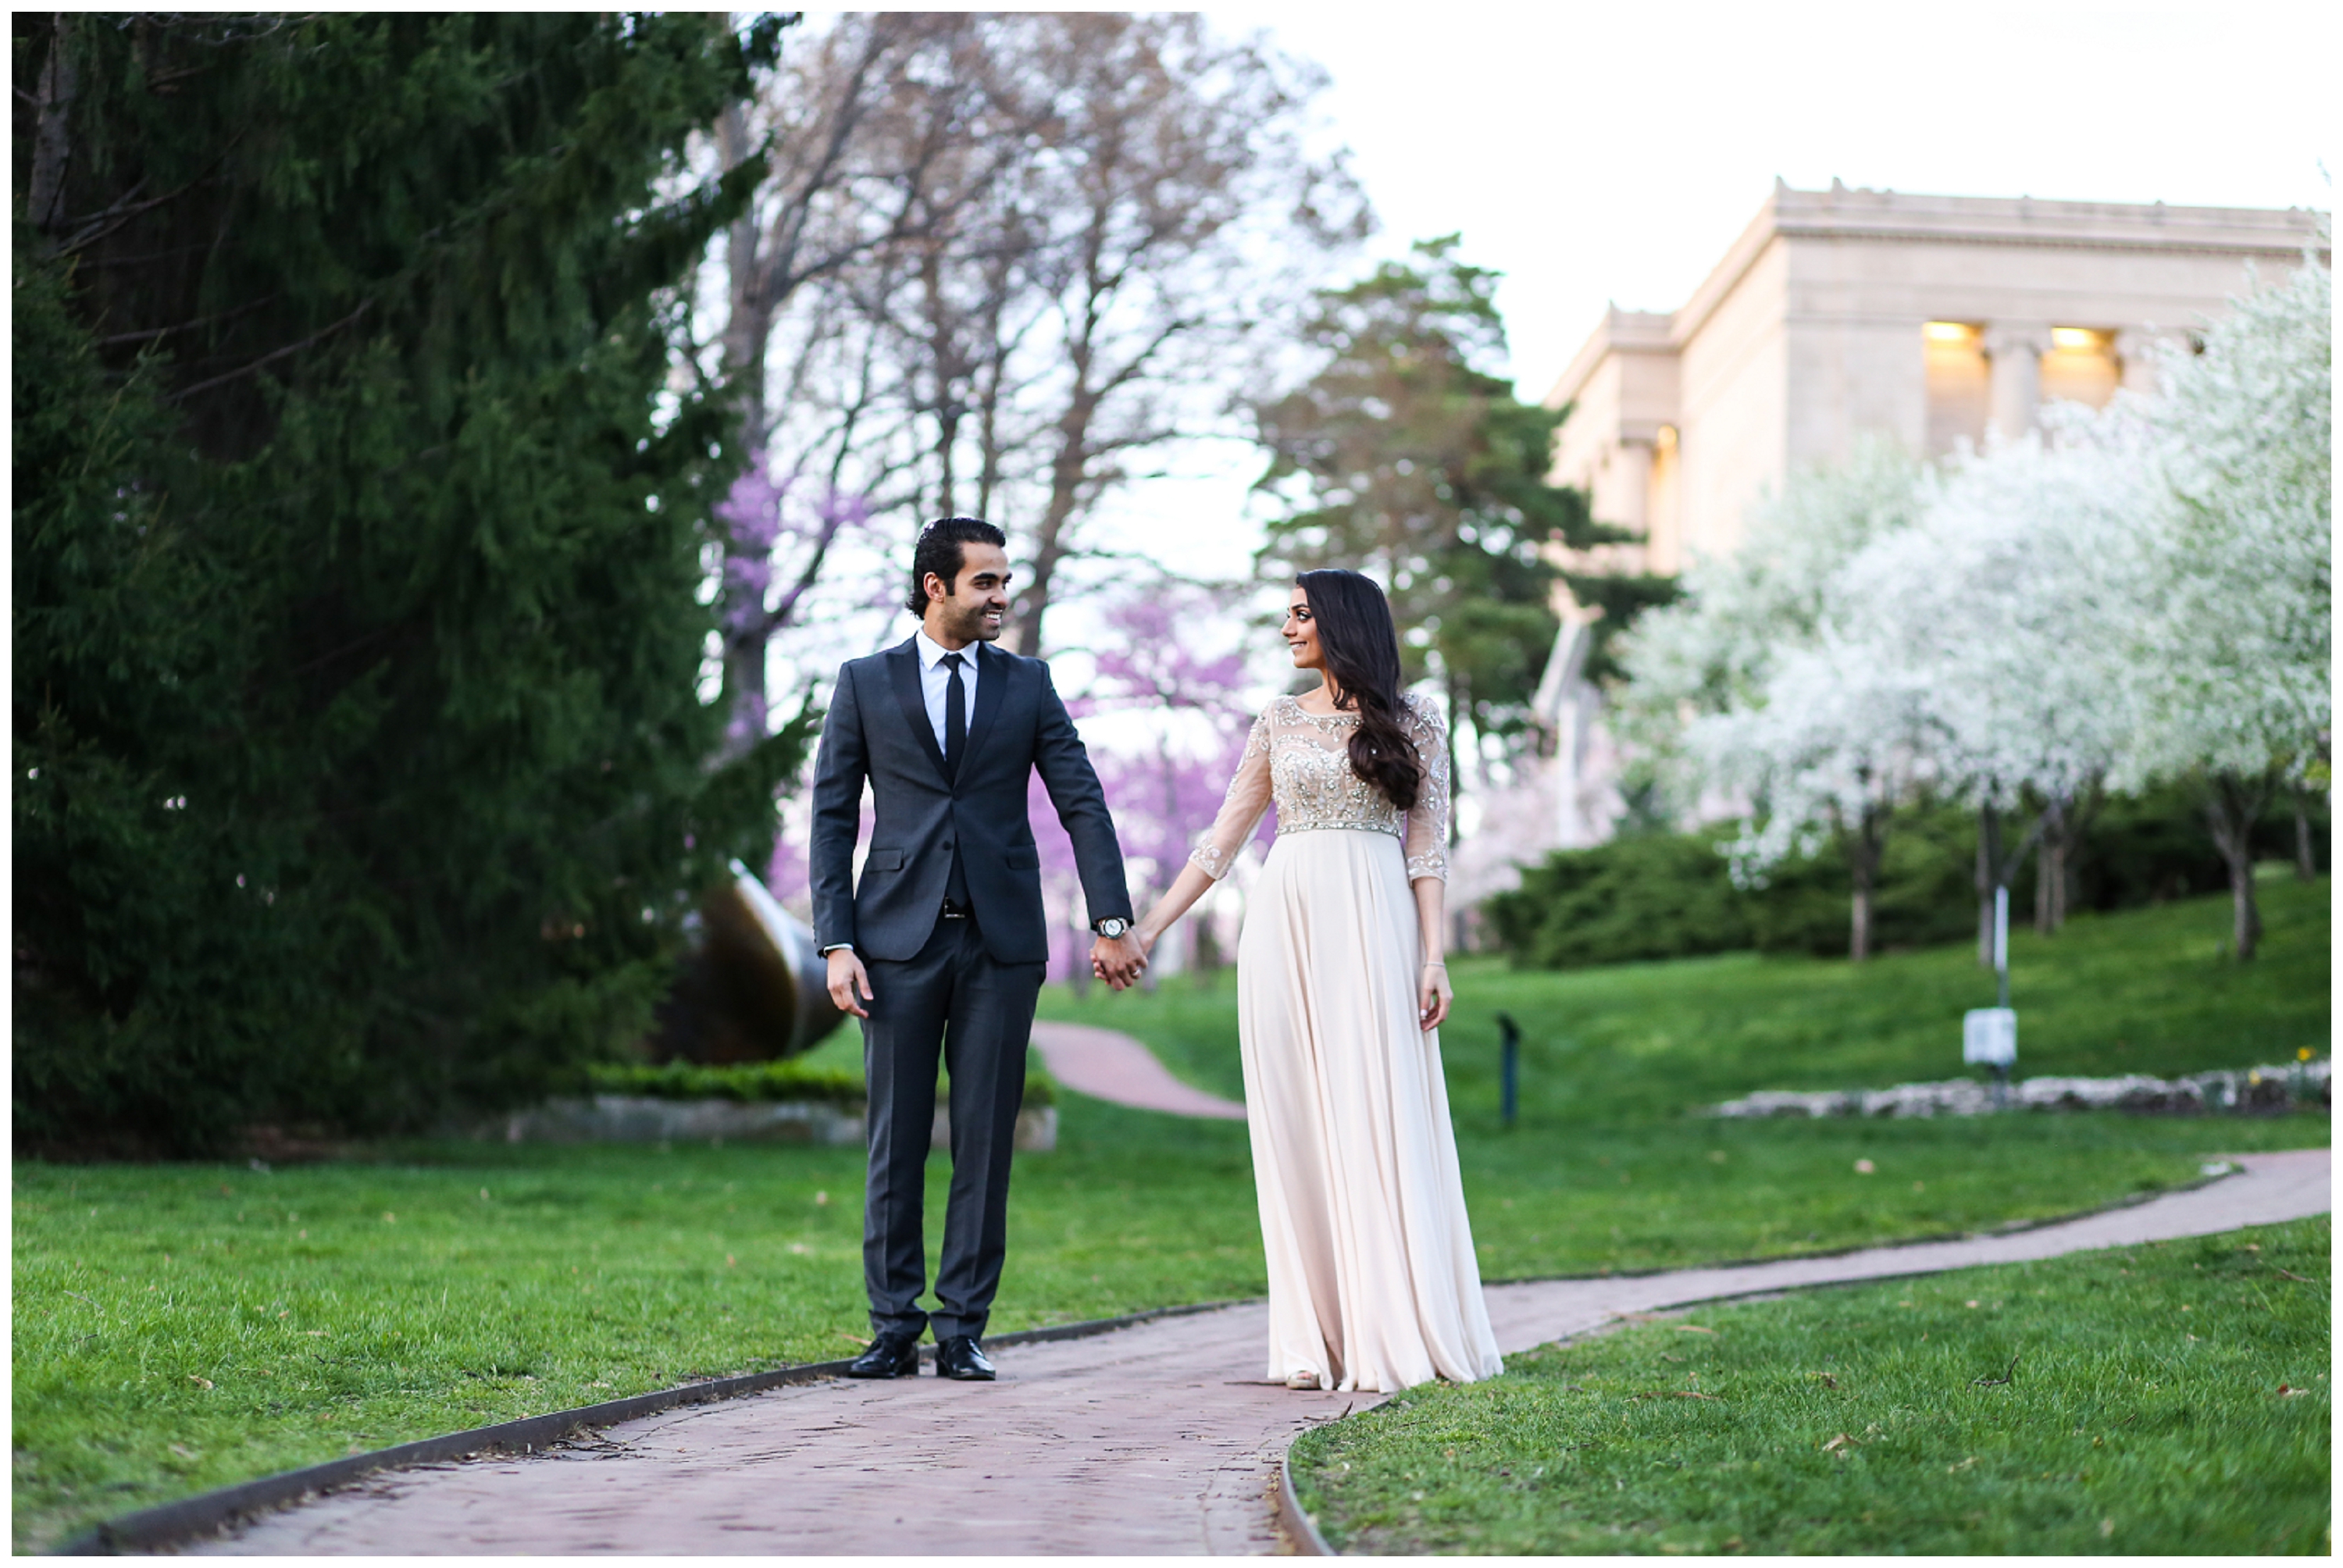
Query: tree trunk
xmin=1847 ymin=808 xmax=1886 ymax=963
xmin=716 ymin=102 xmax=772 ymax=442
xmin=1974 ymin=803 xmax=1999 ymax=968
xmin=712 ymin=100 xmax=776 ymax=760
xmin=2043 ymin=836 xmax=2069 ymax=931
xmin=27 ymin=17 xmax=77 ymax=242
xmin=2032 ymin=796 xmax=2063 ymax=935
xmin=2295 ymin=792 xmax=2319 ymax=881
xmin=2202 ymin=771 xmax=2269 ymax=960
xmin=1007 ymin=394 xmax=1094 ymax=657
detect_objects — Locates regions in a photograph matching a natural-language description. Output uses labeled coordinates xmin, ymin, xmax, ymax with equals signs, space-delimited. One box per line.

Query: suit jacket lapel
xmin=961 ymin=642 xmax=1008 ymax=768
xmin=885 ymin=639 xmax=950 ymax=782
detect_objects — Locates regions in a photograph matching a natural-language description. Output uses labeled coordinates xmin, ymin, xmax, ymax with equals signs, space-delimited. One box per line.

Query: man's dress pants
xmin=860 ymin=912 xmax=1044 ymax=1342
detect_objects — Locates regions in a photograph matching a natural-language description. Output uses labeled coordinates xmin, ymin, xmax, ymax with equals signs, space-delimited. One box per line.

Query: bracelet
xmin=1422 ymin=960 xmax=1447 ymax=969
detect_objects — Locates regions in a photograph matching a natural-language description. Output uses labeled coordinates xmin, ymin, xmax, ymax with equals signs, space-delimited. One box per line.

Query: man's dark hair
xmin=906 ymin=516 xmax=1008 ymax=616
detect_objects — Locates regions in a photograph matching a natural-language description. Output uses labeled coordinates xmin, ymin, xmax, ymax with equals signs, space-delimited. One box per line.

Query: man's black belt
xmin=940 ymin=897 xmax=972 ymax=919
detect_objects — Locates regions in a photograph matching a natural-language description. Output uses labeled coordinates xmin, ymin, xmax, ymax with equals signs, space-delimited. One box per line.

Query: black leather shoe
xmin=844 ymin=1331 xmax=922 ymax=1379
xmin=935 ymin=1335 xmax=996 ymax=1381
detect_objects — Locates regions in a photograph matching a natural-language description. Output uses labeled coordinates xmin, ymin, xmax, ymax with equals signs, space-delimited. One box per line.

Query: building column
xmin=1610 ymin=437 xmax=1654 ymax=540
xmin=2113 ymin=327 xmax=2166 ymax=397
xmin=1981 ymin=321 xmax=2049 ymax=440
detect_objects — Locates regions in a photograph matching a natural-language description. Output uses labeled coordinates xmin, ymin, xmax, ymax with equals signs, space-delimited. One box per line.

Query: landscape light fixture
xmin=1963 ymin=885 xmax=2017 ymax=1107
xmin=1494 ymin=1012 xmax=1521 ymax=1129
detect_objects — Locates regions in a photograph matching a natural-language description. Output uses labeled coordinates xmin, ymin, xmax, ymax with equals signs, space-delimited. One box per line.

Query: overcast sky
xmin=1234 ymin=0 xmax=2334 ymax=396
xmin=770 ymin=4 xmax=2334 ymax=692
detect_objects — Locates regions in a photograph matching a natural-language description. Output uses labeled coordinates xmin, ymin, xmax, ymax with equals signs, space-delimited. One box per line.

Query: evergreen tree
xmin=13 ymin=13 xmax=799 ymax=1149
xmin=1252 ymin=237 xmax=1669 ymax=757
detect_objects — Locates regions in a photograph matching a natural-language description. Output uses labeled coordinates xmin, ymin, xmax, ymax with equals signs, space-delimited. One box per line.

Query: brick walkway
xmin=1029 ymin=1020 xmax=1247 ymax=1119
xmin=200 ymin=1146 xmax=2327 ymax=1556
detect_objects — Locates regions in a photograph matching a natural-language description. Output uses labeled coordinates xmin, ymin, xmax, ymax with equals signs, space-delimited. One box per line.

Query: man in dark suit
xmin=810 ymin=517 xmax=1145 ymax=1382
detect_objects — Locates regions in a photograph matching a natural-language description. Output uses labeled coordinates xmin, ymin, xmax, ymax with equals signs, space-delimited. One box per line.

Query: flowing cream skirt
xmin=1236 ymin=828 xmax=1504 ymax=1393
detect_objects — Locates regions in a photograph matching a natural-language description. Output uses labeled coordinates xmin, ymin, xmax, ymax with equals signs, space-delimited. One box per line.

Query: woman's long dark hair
xmin=1295 ymin=568 xmax=1421 ymax=812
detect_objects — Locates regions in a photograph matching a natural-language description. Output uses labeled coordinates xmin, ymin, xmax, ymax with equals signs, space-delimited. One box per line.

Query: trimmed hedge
xmin=584 ymin=1058 xmax=1057 ymax=1109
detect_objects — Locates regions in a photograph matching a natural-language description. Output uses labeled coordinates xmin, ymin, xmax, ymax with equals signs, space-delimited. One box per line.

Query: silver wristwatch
xmin=1093 ymin=917 xmax=1131 ymax=939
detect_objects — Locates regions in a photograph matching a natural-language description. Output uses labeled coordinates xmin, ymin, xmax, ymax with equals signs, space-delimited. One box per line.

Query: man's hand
xmin=1089 ymin=932 xmax=1147 ymax=990
xmin=826 ymin=948 xmax=875 ymax=1018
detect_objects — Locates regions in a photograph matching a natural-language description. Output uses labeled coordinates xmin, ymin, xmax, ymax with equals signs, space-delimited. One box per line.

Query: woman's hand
xmin=1418 ymin=960 xmax=1451 ymax=1032
xmin=1089 ymin=934 xmax=1142 ymax=989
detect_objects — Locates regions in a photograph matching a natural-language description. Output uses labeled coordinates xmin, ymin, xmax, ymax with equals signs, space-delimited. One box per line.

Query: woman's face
xmin=1282 ymin=589 xmax=1323 ymax=672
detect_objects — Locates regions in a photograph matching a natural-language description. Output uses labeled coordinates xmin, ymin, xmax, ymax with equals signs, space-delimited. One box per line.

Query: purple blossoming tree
xmin=1027 ymin=590 xmax=1272 ymax=981
xmin=712 ymin=452 xmax=871 ymax=759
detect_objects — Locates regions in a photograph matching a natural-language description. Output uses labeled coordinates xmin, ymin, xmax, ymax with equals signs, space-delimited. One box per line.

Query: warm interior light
xmin=1655 ymin=424 xmax=1678 ymax=452
xmin=1924 ymin=321 xmax=1974 ymax=343
xmin=2050 ymin=326 xmax=2102 ymax=351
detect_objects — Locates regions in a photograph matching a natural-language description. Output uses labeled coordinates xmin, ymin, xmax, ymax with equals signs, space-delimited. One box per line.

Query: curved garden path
xmin=197 ymin=1132 xmax=2328 ymax=1556
xmin=1029 ymin=1019 xmax=1248 ymax=1119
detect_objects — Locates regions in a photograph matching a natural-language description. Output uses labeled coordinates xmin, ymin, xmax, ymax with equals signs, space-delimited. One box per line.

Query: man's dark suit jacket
xmin=809 ymin=636 xmax=1133 ymax=965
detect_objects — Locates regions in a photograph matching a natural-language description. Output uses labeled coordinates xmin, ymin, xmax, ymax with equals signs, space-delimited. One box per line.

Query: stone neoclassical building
xmin=1546 ymin=179 xmax=2327 ymax=576
xmin=1515 ymin=181 xmax=2327 ymax=854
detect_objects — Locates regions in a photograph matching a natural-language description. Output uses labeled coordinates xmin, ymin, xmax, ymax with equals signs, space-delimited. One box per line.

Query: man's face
xmin=925 ymin=542 xmax=1011 ymax=644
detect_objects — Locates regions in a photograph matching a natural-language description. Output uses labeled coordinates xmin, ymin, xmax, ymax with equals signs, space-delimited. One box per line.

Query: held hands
xmin=1418 ymin=960 xmax=1452 ymax=1032
xmin=826 ymin=948 xmax=875 ymax=1018
xmin=1090 ymin=931 xmax=1148 ymax=990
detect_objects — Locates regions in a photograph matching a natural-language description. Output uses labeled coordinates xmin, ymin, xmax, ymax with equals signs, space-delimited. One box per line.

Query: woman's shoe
xmin=1285 ymin=1370 xmax=1321 ymax=1391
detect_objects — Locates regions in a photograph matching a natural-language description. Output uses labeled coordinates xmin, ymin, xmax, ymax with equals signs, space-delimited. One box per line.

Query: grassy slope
xmin=1292 ymin=1217 xmax=2331 ymax=1555
xmin=1042 ymin=879 xmax=2329 ymax=1278
xmin=1040 ymin=876 xmax=2333 ymax=1119
xmin=13 ymin=882 xmax=2328 ymax=1548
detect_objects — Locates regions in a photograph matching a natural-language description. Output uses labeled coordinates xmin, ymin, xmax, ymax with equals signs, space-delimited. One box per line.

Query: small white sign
xmin=1963 ymin=1007 xmax=2017 ymax=1067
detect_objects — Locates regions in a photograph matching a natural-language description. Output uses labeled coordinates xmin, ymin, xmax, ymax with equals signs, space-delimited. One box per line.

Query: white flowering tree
xmin=1688 ymin=632 xmax=1940 ymax=960
xmin=1617 ymin=438 xmax=1923 ymax=754
xmin=1613 ymin=438 xmax=1930 ymax=960
xmin=1831 ymin=415 xmax=2151 ymax=953
xmin=1612 ymin=251 xmax=2327 ymax=966
xmin=2102 ymin=251 xmax=2332 ymax=959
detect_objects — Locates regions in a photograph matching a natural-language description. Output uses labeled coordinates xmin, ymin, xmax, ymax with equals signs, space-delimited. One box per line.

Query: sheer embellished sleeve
xmin=1403 ymin=698 xmax=1450 ymax=883
xmin=1188 ymin=708 xmax=1275 ymax=881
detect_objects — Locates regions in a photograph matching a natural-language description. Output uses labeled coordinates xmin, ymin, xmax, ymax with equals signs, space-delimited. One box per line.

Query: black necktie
xmin=942 ymin=652 xmax=967 ymax=782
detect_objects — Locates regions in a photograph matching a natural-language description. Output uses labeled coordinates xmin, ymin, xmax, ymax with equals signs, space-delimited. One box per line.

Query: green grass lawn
xmin=1290 ymin=1216 xmax=2331 ymax=1555
xmin=9 ymin=1099 xmax=1265 ymax=1553
xmin=12 ymin=881 xmax=2328 ymax=1550
xmin=1042 ymin=875 xmax=2334 ymax=1121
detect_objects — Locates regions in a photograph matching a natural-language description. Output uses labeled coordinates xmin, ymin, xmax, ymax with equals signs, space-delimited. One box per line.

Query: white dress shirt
xmin=913 ymin=627 xmax=981 ymax=752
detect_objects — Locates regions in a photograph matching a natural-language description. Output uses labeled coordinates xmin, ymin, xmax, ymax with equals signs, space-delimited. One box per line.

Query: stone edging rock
xmin=1709 ymin=1060 xmax=2328 ymax=1120
xmin=1279 ymin=1445 xmax=1337 ymax=1555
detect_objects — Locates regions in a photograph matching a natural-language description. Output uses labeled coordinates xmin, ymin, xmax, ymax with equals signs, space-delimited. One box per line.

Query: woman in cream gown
xmin=1125 ymin=569 xmax=1503 ymax=1394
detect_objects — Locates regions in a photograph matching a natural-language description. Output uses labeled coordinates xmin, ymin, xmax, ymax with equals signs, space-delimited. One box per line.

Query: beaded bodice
xmin=1189 ymin=693 xmax=1450 ymax=883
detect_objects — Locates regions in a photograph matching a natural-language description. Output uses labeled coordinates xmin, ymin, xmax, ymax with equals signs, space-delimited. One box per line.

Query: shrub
xmin=1485 ymin=793 xmax=2309 ymax=971
xmin=583 ymin=1059 xmax=1057 ymax=1110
